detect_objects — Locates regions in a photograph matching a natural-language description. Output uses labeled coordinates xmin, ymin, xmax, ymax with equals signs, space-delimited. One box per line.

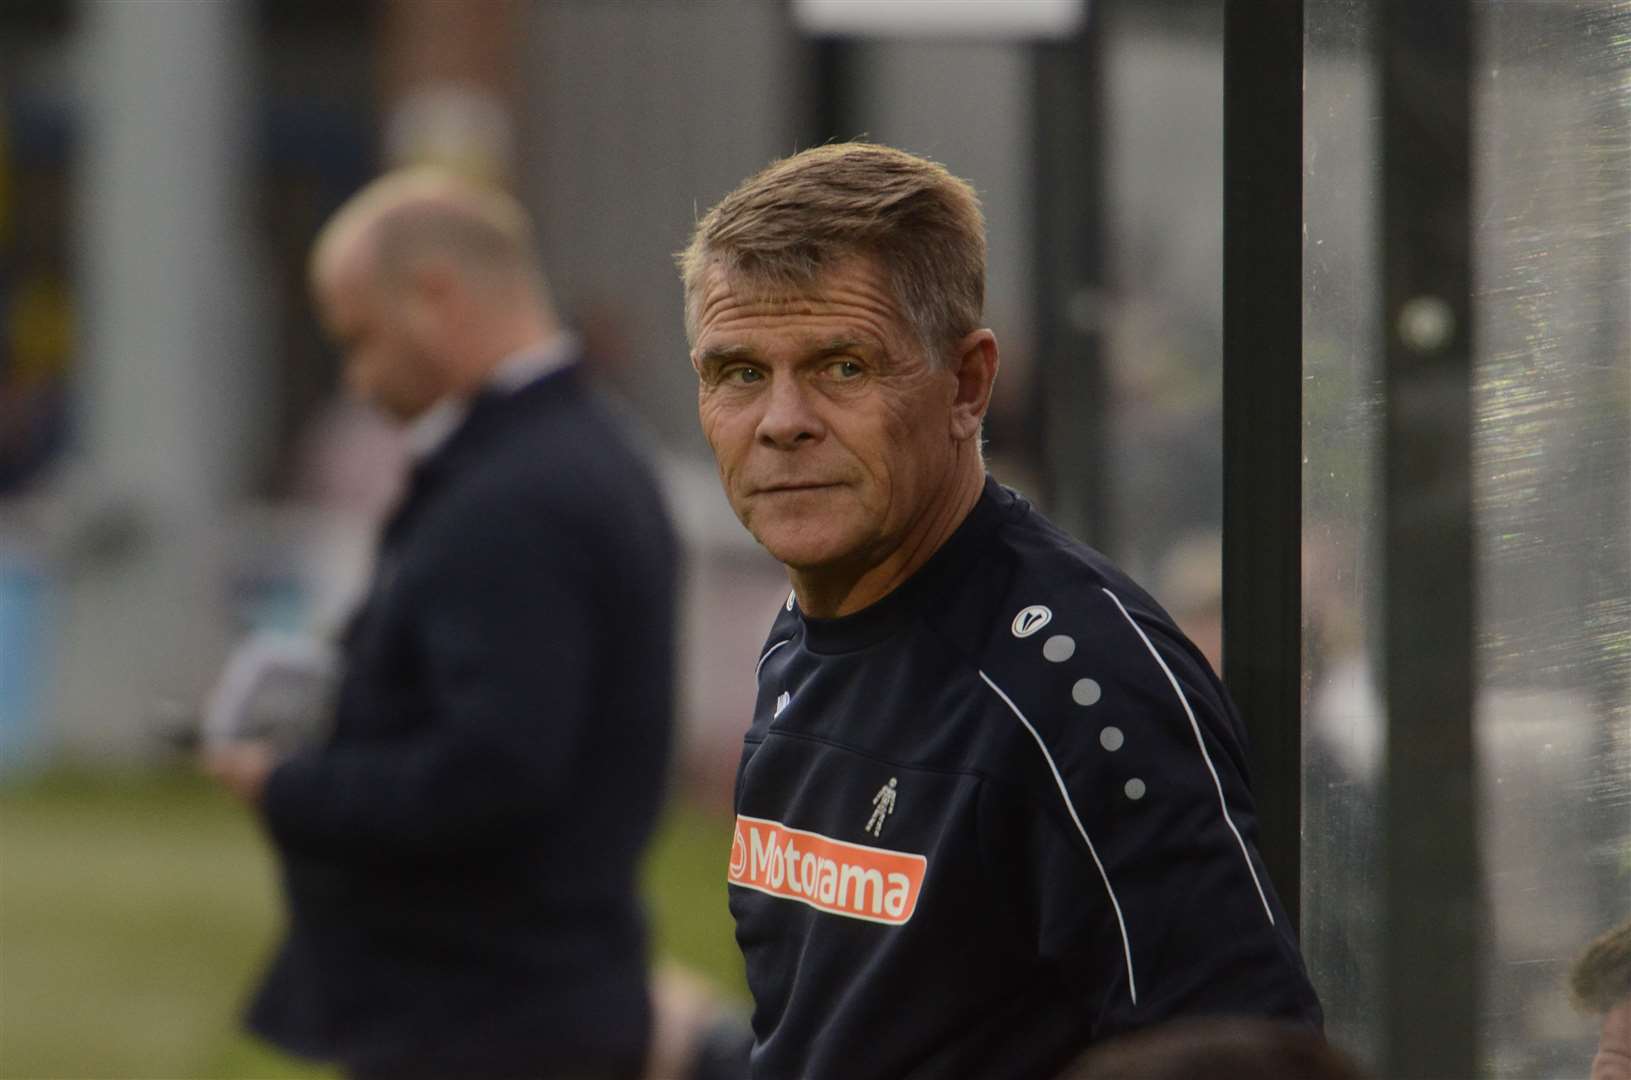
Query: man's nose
xmin=755 ymin=376 xmax=824 ymax=449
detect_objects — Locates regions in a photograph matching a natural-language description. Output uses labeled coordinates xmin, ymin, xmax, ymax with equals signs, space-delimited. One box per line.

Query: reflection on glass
xmin=1304 ymin=2 xmax=1631 ymax=1075
xmin=1473 ymin=3 xmax=1630 ymax=1076
xmin=1303 ymin=3 xmax=1384 ymax=1067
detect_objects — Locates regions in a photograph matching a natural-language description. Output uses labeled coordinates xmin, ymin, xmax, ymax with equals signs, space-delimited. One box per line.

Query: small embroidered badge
xmin=866 ymin=777 xmax=898 ymax=837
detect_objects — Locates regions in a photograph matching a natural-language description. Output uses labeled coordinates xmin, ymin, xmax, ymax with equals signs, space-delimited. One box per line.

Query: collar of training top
xmin=798 ymin=475 xmax=1020 ymax=655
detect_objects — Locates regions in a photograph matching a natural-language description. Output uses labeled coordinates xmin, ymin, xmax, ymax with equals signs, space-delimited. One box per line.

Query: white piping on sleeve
xmin=1100 ymin=587 xmax=1278 ymax=927
xmin=978 ymin=670 xmax=1138 ymax=1006
xmin=755 ymin=639 xmax=791 ymax=680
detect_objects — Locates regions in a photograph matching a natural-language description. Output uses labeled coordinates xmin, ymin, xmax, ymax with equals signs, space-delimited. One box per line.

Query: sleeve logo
xmin=727 ymin=815 xmax=927 ymax=925
xmin=1011 ymin=604 xmax=1053 ymax=638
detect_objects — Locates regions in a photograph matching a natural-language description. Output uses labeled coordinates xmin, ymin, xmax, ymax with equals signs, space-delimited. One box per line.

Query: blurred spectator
xmin=1572 ymin=917 xmax=1631 ymax=1080
xmin=1152 ymin=528 xmax=1222 ymax=674
xmin=0 ymin=98 xmax=74 ymax=497
xmin=0 ymin=272 xmax=73 ymax=494
xmin=1065 ymin=1016 xmax=1368 ymax=1080
xmin=203 ymin=169 xmax=678 ymax=1080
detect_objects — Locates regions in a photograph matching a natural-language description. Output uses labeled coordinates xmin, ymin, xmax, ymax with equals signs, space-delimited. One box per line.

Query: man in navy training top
xmin=678 ymin=142 xmax=1323 ymax=1079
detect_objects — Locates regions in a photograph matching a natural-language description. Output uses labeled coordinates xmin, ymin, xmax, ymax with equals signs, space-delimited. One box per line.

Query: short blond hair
xmin=678 ymin=143 xmax=986 ymax=361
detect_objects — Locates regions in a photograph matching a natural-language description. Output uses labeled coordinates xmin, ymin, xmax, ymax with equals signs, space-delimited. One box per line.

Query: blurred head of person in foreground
xmin=1065 ymin=1016 xmax=1368 ymax=1080
xmin=1572 ymin=916 xmax=1631 ymax=1080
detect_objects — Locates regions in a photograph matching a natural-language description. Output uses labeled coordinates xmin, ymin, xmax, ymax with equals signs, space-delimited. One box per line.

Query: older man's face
xmin=692 ymin=256 xmax=964 ymax=577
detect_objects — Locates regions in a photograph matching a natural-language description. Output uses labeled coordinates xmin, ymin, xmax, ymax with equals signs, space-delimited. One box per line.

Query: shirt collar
xmin=404 ymin=332 xmax=578 ymax=461
xmin=487 ymin=331 xmax=579 ymax=393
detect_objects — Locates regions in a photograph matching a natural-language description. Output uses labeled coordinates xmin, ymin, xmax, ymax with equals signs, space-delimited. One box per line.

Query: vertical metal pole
xmin=1222 ymin=0 xmax=1304 ymax=932
xmin=1379 ymin=1 xmax=1481 ymax=1076
xmin=807 ymin=37 xmax=854 ymax=147
xmin=1031 ymin=16 xmax=1109 ymax=550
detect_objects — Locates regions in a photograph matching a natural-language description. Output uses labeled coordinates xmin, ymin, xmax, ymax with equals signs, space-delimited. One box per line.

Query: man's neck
xmin=405 ymin=330 xmax=572 ymax=461
xmin=446 ymin=307 xmax=560 ymax=397
xmin=486 ymin=332 xmax=576 ymax=391
xmin=791 ymin=459 xmax=986 ymax=619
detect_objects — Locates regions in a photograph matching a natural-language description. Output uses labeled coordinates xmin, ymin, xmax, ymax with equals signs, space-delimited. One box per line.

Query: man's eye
xmin=723 ymin=366 xmax=764 ymax=386
xmin=825 ymin=359 xmax=864 ymax=380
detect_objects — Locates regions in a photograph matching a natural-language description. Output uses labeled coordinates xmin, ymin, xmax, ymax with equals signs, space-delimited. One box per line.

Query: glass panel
xmin=1473 ymin=2 xmax=1631 ymax=1075
xmin=1304 ymin=2 xmax=1631 ymax=1074
xmin=1302 ymin=1 xmax=1385 ymax=1068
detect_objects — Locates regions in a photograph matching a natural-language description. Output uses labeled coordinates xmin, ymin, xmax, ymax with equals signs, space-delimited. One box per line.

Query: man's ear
xmin=406 ymin=257 xmax=461 ymax=312
xmin=398 ymin=257 xmax=467 ymax=345
xmin=948 ymin=329 xmax=999 ymax=442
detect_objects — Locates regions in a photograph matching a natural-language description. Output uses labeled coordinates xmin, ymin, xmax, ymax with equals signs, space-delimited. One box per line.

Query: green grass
xmin=0 ymin=769 xmax=743 ymax=1079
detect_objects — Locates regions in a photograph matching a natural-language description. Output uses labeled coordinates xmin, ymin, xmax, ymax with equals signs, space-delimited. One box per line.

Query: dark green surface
xmin=0 ymin=769 xmax=743 ymax=1079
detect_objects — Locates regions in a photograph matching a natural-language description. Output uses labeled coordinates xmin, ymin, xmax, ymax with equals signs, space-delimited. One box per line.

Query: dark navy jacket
xmin=729 ymin=478 xmax=1320 ymax=1079
xmin=250 ymin=363 xmax=677 ymax=1077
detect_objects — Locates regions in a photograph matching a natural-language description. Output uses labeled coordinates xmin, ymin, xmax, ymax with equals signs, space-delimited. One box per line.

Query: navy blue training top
xmin=728 ymin=478 xmax=1321 ymax=1080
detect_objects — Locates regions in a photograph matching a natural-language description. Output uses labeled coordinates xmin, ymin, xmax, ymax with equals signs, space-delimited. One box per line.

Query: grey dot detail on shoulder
xmin=1099 ymin=585 xmax=1277 ymax=927
xmin=977 ymin=667 xmax=1138 ymax=1005
xmin=1042 ymin=634 xmax=1075 ymax=663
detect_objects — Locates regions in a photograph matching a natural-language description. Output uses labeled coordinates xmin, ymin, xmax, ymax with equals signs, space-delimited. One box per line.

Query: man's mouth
xmin=756 ymin=482 xmax=839 ymax=494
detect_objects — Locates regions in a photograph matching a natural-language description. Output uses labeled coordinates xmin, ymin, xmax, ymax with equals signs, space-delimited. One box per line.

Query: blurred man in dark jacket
xmin=205 ymin=169 xmax=677 ymax=1080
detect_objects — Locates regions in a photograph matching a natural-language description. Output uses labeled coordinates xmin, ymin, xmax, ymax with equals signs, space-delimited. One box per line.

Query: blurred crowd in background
xmin=0 ymin=2 xmax=1626 ymax=1078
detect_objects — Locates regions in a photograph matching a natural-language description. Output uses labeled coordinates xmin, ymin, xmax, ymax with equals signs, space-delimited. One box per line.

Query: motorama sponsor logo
xmin=728 ymin=815 xmax=926 ymax=925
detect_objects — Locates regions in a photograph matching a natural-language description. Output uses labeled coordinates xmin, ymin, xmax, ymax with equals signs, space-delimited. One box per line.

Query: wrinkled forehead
xmin=693 ymin=255 xmax=908 ymax=333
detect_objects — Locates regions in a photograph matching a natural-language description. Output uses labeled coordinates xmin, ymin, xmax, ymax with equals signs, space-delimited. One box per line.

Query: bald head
xmin=310 ymin=169 xmax=559 ymax=419
xmin=312 ymin=168 xmax=546 ymax=302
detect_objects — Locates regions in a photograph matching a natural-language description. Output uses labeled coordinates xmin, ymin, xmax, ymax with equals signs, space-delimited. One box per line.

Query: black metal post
xmin=1221 ymin=0 xmax=1304 ymax=933
xmin=1031 ymin=16 xmax=1109 ymax=550
xmin=806 ymin=36 xmax=854 ymax=148
xmin=1379 ymin=1 xmax=1481 ymax=1076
